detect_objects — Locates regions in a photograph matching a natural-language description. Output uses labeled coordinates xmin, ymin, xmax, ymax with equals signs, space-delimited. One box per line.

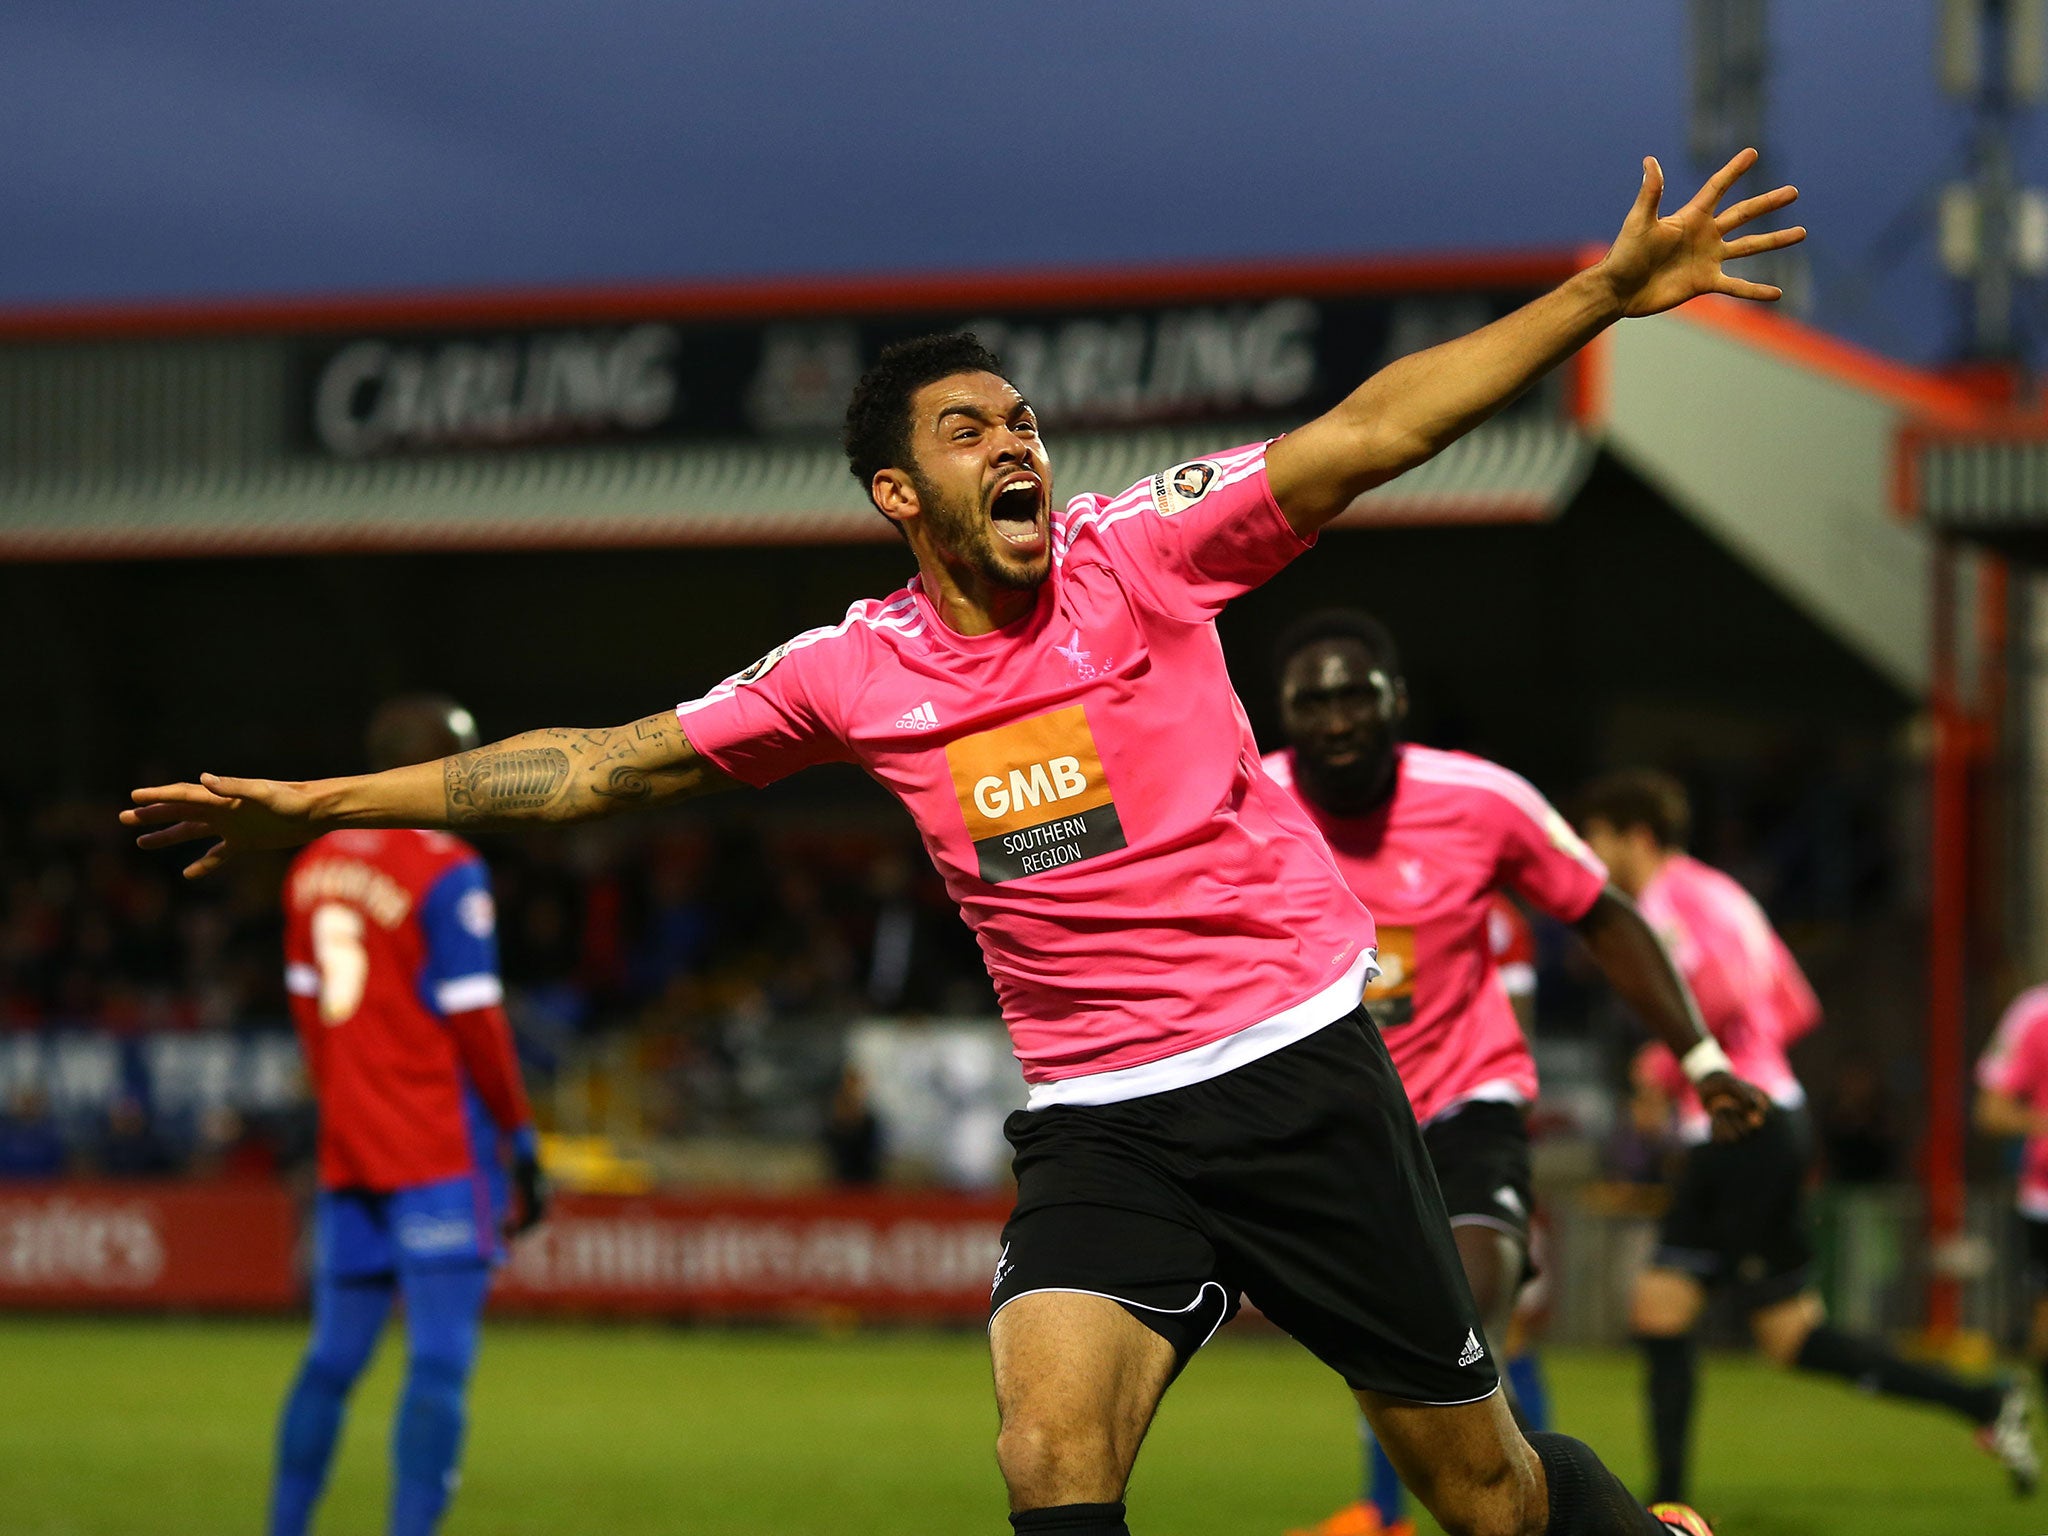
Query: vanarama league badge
xmin=734 ymin=640 xmax=793 ymax=685
xmin=1151 ymin=460 xmax=1219 ymax=518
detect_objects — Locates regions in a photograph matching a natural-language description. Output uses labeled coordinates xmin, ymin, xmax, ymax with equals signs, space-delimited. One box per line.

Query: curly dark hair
xmin=1578 ymin=767 xmax=1692 ymax=851
xmin=842 ymin=332 xmax=1008 ymax=512
xmin=1270 ymin=608 xmax=1401 ymax=691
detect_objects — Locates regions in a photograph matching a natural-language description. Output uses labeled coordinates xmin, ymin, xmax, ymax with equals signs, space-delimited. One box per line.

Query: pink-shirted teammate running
xmin=1261 ymin=609 xmax=1730 ymax=1536
xmin=1974 ymin=985 xmax=2048 ymax=1441
xmin=124 ymin=150 xmax=1802 ymax=1536
xmin=1581 ymin=769 xmax=2036 ymax=1507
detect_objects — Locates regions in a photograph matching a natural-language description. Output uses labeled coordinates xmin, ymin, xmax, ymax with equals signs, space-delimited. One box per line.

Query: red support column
xmin=1926 ymin=542 xmax=1969 ymax=1340
xmin=1976 ymin=556 xmax=2012 ymax=995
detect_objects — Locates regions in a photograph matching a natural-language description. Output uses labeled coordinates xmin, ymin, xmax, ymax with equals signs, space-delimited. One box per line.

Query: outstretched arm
xmin=1575 ymin=884 xmax=1768 ymax=1140
xmin=123 ymin=710 xmax=733 ymax=878
xmin=1266 ymin=148 xmax=1805 ymax=534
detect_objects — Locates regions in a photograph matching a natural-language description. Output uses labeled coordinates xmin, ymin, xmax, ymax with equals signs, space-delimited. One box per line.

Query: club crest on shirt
xmin=945 ymin=705 xmax=1127 ymax=882
xmin=1151 ymin=459 xmax=1219 ymax=518
xmin=733 ymin=641 xmax=794 ymax=686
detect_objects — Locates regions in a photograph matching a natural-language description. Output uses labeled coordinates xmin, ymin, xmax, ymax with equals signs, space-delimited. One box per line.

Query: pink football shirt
xmin=677 ymin=444 xmax=1377 ymax=1103
xmin=1635 ymin=853 xmax=1819 ymax=1141
xmin=1262 ymin=745 xmax=1608 ymax=1125
xmin=1977 ymin=985 xmax=2048 ymax=1218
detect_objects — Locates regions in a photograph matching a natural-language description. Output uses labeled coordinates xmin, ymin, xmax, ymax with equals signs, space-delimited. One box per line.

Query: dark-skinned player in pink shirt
xmin=1263 ymin=610 xmax=1728 ymax=1536
xmin=125 ymin=150 xmax=1800 ymax=1536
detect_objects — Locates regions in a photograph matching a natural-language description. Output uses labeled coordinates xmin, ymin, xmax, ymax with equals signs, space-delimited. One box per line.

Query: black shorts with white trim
xmin=1423 ymin=1098 xmax=1537 ymax=1250
xmin=989 ymin=1005 xmax=1499 ymax=1404
xmin=1652 ymin=1103 xmax=1814 ymax=1310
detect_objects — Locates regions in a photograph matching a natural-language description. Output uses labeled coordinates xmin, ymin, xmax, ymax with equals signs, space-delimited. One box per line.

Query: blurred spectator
xmin=823 ymin=1065 xmax=883 ymax=1186
xmin=1817 ymin=1056 xmax=1902 ymax=1184
xmin=93 ymin=1093 xmax=179 ymax=1178
xmin=860 ymin=850 xmax=995 ymax=1017
xmin=191 ymin=1105 xmax=281 ymax=1182
xmin=0 ymin=1088 xmax=68 ymax=1180
xmin=0 ymin=797 xmax=284 ymax=1030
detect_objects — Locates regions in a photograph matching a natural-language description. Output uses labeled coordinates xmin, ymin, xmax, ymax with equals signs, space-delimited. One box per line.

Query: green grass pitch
xmin=0 ymin=1316 xmax=2034 ymax=1534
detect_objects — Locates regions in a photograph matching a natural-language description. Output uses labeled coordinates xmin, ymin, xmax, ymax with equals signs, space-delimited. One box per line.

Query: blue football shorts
xmin=315 ymin=1169 xmax=507 ymax=1280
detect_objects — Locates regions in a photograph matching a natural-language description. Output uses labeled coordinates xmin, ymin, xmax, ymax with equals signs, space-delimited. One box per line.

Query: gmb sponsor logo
xmin=970 ymin=756 xmax=1091 ymax=819
xmin=946 ymin=706 xmax=1128 ymax=883
xmin=1363 ymin=925 xmax=1417 ymax=1028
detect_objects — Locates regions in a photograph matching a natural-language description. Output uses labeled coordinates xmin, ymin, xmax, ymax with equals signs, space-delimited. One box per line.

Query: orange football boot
xmin=1646 ymin=1502 xmax=1714 ymax=1536
xmin=1283 ymin=1501 xmax=1414 ymax=1536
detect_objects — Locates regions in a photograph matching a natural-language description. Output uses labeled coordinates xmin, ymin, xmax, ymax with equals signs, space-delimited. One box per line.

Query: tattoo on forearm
xmin=444 ymin=747 xmax=572 ymax=822
xmin=593 ymin=763 xmax=653 ymax=802
xmin=434 ymin=713 xmax=703 ymax=826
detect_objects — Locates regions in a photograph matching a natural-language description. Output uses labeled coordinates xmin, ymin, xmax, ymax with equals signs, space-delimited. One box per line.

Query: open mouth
xmin=989 ymin=473 xmax=1046 ymax=552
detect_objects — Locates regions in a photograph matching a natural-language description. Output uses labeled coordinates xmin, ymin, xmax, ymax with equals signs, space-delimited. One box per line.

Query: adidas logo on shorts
xmin=1458 ymin=1328 xmax=1485 ymax=1368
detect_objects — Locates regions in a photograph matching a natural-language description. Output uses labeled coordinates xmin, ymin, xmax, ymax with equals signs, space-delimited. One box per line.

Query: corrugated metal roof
xmin=0 ymin=416 xmax=1591 ymax=560
xmin=1912 ymin=438 xmax=2048 ymax=527
xmin=0 ymin=270 xmax=1598 ymax=559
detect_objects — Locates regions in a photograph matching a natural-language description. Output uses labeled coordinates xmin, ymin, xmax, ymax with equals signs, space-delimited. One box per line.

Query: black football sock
xmin=1526 ymin=1432 xmax=1674 ymax=1535
xmin=1009 ymin=1501 xmax=1129 ymax=1536
xmin=1793 ymin=1323 xmax=2005 ymax=1423
xmin=1638 ymin=1334 xmax=1697 ymax=1506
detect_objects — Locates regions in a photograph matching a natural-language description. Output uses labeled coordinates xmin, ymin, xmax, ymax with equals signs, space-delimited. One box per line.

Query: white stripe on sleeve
xmin=434 ymin=974 xmax=505 ymax=1013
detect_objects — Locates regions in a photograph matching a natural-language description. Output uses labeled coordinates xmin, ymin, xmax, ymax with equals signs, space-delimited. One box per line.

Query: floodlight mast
xmin=1689 ymin=0 xmax=1808 ymax=308
xmin=1940 ymin=0 xmax=2047 ymax=362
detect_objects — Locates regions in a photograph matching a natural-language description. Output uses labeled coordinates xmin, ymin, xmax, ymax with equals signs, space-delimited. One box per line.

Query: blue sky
xmin=2 ymin=1 xmax=2038 ymax=366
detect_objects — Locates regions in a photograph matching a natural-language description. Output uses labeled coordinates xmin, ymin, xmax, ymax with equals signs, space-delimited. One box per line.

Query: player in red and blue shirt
xmin=269 ymin=697 xmax=545 ymax=1536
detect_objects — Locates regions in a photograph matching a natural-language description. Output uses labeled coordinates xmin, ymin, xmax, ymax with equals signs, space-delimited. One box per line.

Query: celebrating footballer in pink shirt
xmin=1581 ymin=769 xmax=2034 ymax=1507
xmin=127 ymin=149 xmax=1806 ymax=1536
xmin=1262 ymin=610 xmax=1734 ymax=1536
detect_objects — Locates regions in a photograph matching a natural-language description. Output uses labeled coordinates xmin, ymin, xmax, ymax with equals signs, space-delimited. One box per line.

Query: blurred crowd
xmin=0 ymin=797 xmax=999 ymax=1177
xmin=0 ymin=798 xmax=994 ymax=1037
xmin=1 ymin=799 xmax=286 ymax=1034
xmin=0 ymin=752 xmax=1913 ymax=1186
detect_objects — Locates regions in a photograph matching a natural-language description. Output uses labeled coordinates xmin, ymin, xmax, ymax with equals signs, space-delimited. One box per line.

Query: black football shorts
xmin=2021 ymin=1214 xmax=2048 ymax=1292
xmin=1652 ymin=1103 xmax=1814 ymax=1309
xmin=989 ymin=1006 xmax=1500 ymax=1405
xmin=1423 ymin=1099 xmax=1537 ymax=1248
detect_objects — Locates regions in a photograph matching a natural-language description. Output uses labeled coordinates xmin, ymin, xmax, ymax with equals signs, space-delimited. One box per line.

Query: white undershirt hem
xmin=1024 ymin=948 xmax=1376 ymax=1110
